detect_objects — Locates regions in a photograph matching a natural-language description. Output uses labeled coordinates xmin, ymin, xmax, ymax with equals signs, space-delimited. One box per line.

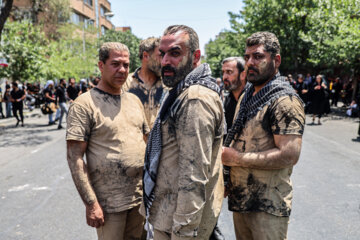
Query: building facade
xmin=12 ymin=0 xmax=114 ymax=36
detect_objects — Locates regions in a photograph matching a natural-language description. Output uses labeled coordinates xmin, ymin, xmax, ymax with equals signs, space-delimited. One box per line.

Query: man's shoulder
xmin=186 ymin=84 xmax=220 ymax=101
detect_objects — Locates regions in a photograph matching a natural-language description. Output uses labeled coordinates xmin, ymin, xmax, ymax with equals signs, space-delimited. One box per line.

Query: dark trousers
xmin=0 ymin=102 xmax=4 ymax=118
xmin=12 ymin=104 xmax=24 ymax=123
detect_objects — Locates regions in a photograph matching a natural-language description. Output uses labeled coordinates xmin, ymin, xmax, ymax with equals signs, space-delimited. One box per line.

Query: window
xmin=84 ymin=0 xmax=93 ymax=7
xmin=71 ymin=12 xmax=93 ymax=29
xmin=101 ymin=25 xmax=108 ymax=35
xmin=100 ymin=6 xmax=105 ymax=17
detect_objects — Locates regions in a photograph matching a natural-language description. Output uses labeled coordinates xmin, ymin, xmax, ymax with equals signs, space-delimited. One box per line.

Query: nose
xmin=246 ymin=56 xmax=255 ymax=67
xmin=119 ymin=64 xmax=126 ymax=73
xmin=161 ymin=53 xmax=171 ymax=66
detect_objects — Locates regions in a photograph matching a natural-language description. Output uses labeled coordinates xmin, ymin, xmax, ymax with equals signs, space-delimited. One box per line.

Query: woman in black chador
xmin=310 ymin=75 xmax=327 ymax=124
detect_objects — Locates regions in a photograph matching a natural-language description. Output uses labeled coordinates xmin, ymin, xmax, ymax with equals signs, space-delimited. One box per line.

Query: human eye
xmin=244 ymin=55 xmax=249 ymax=61
xmin=171 ymin=51 xmax=180 ymax=57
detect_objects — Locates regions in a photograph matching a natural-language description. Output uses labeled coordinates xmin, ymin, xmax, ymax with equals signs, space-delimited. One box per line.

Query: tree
xmin=44 ymin=23 xmax=99 ymax=81
xmin=0 ymin=20 xmax=49 ymax=82
xmin=100 ymin=29 xmax=142 ymax=73
xmin=0 ymin=0 xmax=13 ymax=39
xmin=205 ymin=31 xmax=246 ymax=77
xmin=226 ymin=0 xmax=316 ymax=75
xmin=300 ymin=0 xmax=360 ymax=100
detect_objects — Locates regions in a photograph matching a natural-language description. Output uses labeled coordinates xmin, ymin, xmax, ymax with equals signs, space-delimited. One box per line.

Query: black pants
xmin=12 ymin=104 xmax=24 ymax=123
xmin=0 ymin=102 xmax=4 ymax=118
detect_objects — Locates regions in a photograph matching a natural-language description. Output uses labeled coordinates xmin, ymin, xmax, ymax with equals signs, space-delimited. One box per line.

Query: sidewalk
xmin=0 ymin=108 xmax=44 ymax=128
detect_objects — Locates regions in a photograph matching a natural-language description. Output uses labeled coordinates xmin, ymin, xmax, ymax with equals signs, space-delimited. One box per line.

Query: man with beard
xmin=66 ymin=42 xmax=149 ymax=240
xmin=123 ymin=37 xmax=166 ymax=129
xmin=143 ymin=25 xmax=224 ymax=239
xmin=221 ymin=57 xmax=247 ymax=137
xmin=222 ymin=32 xmax=305 ymax=239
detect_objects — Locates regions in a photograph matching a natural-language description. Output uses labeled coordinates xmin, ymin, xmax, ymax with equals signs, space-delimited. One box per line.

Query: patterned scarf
xmin=223 ymin=72 xmax=301 ymax=187
xmin=143 ymin=63 xmax=220 ymax=238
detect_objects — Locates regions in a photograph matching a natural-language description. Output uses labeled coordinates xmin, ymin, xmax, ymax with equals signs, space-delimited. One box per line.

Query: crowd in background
xmin=286 ymin=73 xmax=359 ymax=124
xmin=0 ymin=76 xmax=101 ymax=128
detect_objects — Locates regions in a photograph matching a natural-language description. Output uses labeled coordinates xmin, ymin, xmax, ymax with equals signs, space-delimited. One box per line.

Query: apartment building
xmin=12 ymin=0 xmax=114 ymax=36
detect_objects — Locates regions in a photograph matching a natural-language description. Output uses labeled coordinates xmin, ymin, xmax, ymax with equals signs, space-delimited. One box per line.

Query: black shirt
xmin=10 ymin=89 xmax=25 ymax=107
xmin=56 ymin=85 xmax=66 ymax=103
xmin=43 ymin=88 xmax=54 ymax=103
xmin=67 ymin=85 xmax=79 ymax=101
xmin=224 ymin=92 xmax=238 ymax=136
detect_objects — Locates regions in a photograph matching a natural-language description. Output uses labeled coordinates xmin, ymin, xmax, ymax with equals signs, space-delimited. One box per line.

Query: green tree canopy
xmin=0 ymin=20 xmax=49 ymax=82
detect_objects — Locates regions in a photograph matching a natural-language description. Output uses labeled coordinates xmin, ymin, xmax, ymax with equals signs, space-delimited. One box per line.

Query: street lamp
xmin=104 ymin=12 xmax=114 ymax=18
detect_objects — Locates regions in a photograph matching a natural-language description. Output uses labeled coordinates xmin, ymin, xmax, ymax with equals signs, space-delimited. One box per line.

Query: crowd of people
xmin=284 ymin=73 xmax=359 ymax=124
xmin=0 ymin=76 xmax=100 ymax=128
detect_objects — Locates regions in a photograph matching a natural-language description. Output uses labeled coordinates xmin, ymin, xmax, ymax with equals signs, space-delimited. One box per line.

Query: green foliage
xmin=0 ymin=21 xmax=99 ymax=83
xmin=100 ymin=29 xmax=141 ymax=73
xmin=205 ymin=31 xmax=246 ymax=77
xmin=45 ymin=24 xmax=99 ymax=81
xmin=0 ymin=20 xmax=49 ymax=82
xmin=205 ymin=0 xmax=360 ymax=80
xmin=300 ymin=0 xmax=360 ymax=76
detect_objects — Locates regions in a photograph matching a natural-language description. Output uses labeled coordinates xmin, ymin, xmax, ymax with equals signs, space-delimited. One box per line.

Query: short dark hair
xmin=12 ymin=82 xmax=18 ymax=88
xmin=60 ymin=78 xmax=66 ymax=84
xmin=246 ymin=32 xmax=280 ymax=58
xmin=163 ymin=25 xmax=199 ymax=54
xmin=222 ymin=57 xmax=245 ymax=74
xmin=139 ymin=37 xmax=160 ymax=60
xmin=99 ymin=42 xmax=129 ymax=63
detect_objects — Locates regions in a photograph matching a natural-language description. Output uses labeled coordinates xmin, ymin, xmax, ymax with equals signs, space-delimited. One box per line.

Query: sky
xmin=107 ymin=0 xmax=243 ymax=55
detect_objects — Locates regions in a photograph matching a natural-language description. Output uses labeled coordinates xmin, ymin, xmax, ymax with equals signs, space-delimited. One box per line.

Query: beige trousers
xmin=233 ymin=211 xmax=289 ymax=240
xmin=154 ymin=229 xmax=171 ymax=240
xmin=96 ymin=205 xmax=145 ymax=240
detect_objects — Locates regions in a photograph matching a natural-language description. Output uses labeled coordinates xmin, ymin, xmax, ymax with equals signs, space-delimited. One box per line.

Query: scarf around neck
xmin=223 ymin=72 xmax=301 ymax=187
xmin=143 ymin=63 xmax=220 ymax=238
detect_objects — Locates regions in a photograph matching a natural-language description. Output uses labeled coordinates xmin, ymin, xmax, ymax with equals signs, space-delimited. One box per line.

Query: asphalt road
xmin=0 ymin=108 xmax=359 ymax=239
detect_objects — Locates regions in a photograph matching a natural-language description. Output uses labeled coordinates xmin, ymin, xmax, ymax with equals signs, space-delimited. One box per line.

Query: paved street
xmin=0 ymin=108 xmax=359 ymax=239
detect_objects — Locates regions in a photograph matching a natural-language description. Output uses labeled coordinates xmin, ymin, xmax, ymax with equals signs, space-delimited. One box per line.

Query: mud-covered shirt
xmin=123 ymin=67 xmax=167 ymax=129
xmin=229 ymin=95 xmax=305 ymax=217
xmin=148 ymin=85 xmax=224 ymax=238
xmin=66 ymin=88 xmax=150 ymax=213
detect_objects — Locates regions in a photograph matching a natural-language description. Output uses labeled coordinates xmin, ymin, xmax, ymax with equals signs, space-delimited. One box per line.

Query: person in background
xmin=4 ymin=84 xmax=12 ymax=118
xmin=310 ymin=75 xmax=327 ymax=124
xmin=56 ymin=78 xmax=68 ymax=130
xmin=123 ymin=37 xmax=165 ymax=129
xmin=10 ymin=82 xmax=26 ymax=127
xmin=67 ymin=77 xmax=80 ymax=103
xmin=0 ymin=86 xmax=4 ymax=118
xmin=331 ymin=77 xmax=342 ymax=107
xmin=221 ymin=57 xmax=247 ymax=139
xmin=43 ymin=80 xmax=56 ymax=125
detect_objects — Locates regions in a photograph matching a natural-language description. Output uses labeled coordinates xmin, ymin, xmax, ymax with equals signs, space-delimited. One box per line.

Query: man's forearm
xmin=223 ymin=135 xmax=302 ymax=170
xmin=67 ymin=144 xmax=97 ymax=206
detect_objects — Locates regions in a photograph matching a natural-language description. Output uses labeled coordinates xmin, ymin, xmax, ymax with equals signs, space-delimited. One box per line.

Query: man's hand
xmin=86 ymin=201 xmax=104 ymax=228
xmin=222 ymin=147 xmax=242 ymax=167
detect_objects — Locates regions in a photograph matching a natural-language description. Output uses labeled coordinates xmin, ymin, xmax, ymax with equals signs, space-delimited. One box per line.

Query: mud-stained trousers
xmin=233 ymin=211 xmax=289 ymax=240
xmin=96 ymin=205 xmax=144 ymax=240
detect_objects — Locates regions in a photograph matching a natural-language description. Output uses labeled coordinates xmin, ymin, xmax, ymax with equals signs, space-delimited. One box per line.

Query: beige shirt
xmin=149 ymin=85 xmax=224 ymax=239
xmin=123 ymin=68 xmax=167 ymax=129
xmin=66 ymin=88 xmax=150 ymax=213
xmin=229 ymin=95 xmax=305 ymax=217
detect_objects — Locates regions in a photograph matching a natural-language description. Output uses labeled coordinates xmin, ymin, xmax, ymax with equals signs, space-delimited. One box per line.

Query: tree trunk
xmin=352 ymin=76 xmax=359 ymax=102
xmin=0 ymin=0 xmax=14 ymax=40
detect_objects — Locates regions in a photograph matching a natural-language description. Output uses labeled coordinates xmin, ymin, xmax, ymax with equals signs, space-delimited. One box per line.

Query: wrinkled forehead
xmin=159 ymin=31 xmax=190 ymax=52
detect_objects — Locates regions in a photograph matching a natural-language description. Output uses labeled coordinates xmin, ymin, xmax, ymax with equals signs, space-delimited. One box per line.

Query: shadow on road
xmin=0 ymin=123 xmax=53 ymax=148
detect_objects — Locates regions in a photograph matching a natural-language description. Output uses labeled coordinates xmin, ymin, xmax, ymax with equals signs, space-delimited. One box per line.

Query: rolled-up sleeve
xmin=172 ymin=98 xmax=216 ymax=238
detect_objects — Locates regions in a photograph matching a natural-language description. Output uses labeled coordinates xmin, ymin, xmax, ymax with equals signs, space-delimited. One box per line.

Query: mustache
xmin=247 ymin=66 xmax=259 ymax=74
xmin=161 ymin=65 xmax=176 ymax=74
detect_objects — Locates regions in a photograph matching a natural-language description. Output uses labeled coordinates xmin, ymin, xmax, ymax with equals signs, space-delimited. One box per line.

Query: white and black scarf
xmin=143 ymin=63 xmax=220 ymax=238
